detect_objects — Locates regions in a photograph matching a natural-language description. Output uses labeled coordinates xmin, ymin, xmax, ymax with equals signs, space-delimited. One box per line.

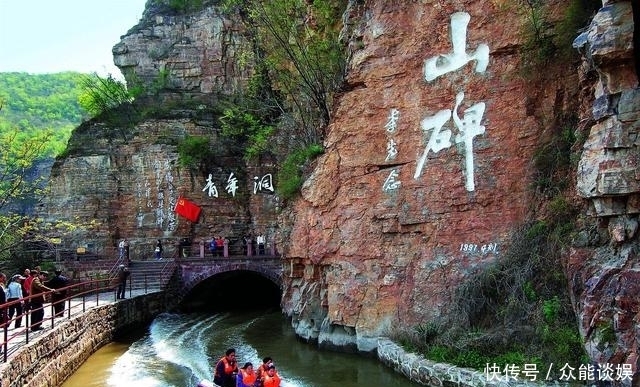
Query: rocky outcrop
xmin=282 ymin=2 xmax=640 ymax=384
xmin=39 ymin=4 xmax=279 ymax=259
xmin=113 ymin=2 xmax=251 ymax=98
xmin=569 ymin=0 xmax=640 ymax=378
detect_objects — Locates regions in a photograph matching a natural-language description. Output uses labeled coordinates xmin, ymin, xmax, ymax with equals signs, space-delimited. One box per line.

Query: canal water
xmin=62 ymin=309 xmax=421 ymax=387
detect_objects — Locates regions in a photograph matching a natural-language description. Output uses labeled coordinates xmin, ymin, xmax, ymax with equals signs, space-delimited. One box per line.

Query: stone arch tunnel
xmin=175 ymin=260 xmax=283 ymax=312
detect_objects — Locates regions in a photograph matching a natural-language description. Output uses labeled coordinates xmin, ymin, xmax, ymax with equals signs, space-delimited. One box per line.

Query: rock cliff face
xmin=281 ymin=0 xmax=640 ymax=377
xmin=39 ymin=0 xmax=639 ymax=382
xmin=570 ymin=0 xmax=640 ymax=376
xmin=112 ymin=3 xmax=251 ymax=98
xmin=283 ymin=0 xmax=577 ymax=349
xmin=39 ymin=2 xmax=279 ymax=259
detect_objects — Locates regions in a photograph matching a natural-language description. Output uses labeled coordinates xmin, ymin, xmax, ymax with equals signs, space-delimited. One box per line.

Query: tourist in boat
xmin=260 ymin=365 xmax=281 ymax=387
xmin=236 ymin=362 xmax=257 ymax=387
xmin=213 ymin=347 xmax=238 ymax=387
xmin=255 ymin=356 xmax=273 ymax=384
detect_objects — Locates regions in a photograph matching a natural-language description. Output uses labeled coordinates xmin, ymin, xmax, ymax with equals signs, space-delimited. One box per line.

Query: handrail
xmin=0 ymin=255 xmax=280 ymax=362
xmin=1 ymin=277 xmax=123 ymax=363
xmin=159 ymin=259 xmax=177 ymax=287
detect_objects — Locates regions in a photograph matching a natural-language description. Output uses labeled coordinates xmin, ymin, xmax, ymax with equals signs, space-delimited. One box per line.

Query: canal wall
xmin=378 ymin=338 xmax=546 ymax=387
xmin=0 ymin=292 xmax=167 ymax=387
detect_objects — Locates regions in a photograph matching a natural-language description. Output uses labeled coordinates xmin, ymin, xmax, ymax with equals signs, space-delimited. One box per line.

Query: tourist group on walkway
xmin=0 ymin=266 xmax=69 ymax=331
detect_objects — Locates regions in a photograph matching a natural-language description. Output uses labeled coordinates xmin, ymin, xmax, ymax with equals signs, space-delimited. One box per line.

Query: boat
xmin=197 ymin=380 xmax=218 ymax=387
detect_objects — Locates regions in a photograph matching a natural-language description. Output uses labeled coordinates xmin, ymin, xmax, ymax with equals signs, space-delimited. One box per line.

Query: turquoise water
xmin=62 ymin=310 xmax=421 ymax=387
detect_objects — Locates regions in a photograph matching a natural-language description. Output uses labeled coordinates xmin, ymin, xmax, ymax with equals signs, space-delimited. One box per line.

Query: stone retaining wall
xmin=377 ymin=338 xmax=545 ymax=387
xmin=0 ymin=292 xmax=167 ymax=387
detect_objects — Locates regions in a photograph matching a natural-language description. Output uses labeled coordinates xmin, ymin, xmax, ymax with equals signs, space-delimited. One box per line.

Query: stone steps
xmin=126 ymin=259 xmax=174 ymax=290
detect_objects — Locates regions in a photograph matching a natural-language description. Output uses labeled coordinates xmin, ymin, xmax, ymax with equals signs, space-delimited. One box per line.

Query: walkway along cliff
xmin=0 ymin=261 xmax=551 ymax=387
xmin=37 ymin=1 xmax=639 ymax=385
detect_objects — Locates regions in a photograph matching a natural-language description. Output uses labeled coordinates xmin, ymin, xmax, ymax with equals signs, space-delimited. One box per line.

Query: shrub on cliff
xmin=219 ymin=105 xmax=275 ymax=162
xmin=277 ymin=144 xmax=324 ymax=200
xmin=78 ymin=73 xmax=139 ymax=118
xmin=177 ymin=135 xmax=215 ymax=173
xmin=391 ymin=193 xmax=586 ymax=377
xmin=519 ymin=0 xmax=600 ymax=76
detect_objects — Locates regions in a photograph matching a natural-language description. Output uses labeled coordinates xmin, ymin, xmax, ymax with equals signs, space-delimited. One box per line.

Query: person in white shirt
xmin=6 ymin=274 xmax=25 ymax=328
xmin=118 ymin=239 xmax=126 ymax=259
xmin=256 ymin=234 xmax=266 ymax=255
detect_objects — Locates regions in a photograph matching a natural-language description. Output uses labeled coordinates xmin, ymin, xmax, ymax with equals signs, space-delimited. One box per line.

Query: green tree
xmin=219 ymin=105 xmax=275 ymax=161
xmin=0 ymin=105 xmax=52 ymax=263
xmin=218 ymin=0 xmax=345 ymax=199
xmin=245 ymin=0 xmax=346 ymax=147
xmin=0 ymin=75 xmax=90 ymax=270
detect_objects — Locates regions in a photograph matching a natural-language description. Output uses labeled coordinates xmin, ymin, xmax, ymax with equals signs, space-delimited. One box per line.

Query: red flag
xmin=174 ymin=196 xmax=201 ymax=222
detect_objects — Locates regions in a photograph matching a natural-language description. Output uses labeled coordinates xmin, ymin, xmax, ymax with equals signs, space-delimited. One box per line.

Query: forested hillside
xmin=0 ymin=72 xmax=87 ymax=156
xmin=0 ymin=72 xmax=88 ymax=219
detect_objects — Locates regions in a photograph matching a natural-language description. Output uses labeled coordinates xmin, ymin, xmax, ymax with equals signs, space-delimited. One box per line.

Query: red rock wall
xmin=279 ymin=0 xmax=593 ymax=351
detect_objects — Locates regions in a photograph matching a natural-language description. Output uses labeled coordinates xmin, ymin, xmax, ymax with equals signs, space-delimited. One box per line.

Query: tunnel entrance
xmin=177 ymin=270 xmax=281 ymax=312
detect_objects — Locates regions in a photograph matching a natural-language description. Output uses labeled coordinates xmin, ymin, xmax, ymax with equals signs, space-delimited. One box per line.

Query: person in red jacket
xmin=22 ymin=268 xmax=36 ymax=311
xmin=213 ymin=348 xmax=238 ymax=387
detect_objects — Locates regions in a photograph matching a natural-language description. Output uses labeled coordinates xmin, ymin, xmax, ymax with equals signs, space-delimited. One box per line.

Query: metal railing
xmin=0 ymin=252 xmax=281 ymax=362
xmin=0 ymin=275 xmax=150 ymax=363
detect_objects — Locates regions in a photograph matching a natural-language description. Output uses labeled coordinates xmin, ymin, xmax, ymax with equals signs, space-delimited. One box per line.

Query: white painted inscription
xmin=202 ymin=173 xmax=219 ymax=197
xmin=200 ymin=171 xmax=276 ymax=198
xmin=385 ymin=108 xmax=400 ymax=133
xmin=253 ymin=174 xmax=275 ymax=194
xmin=452 ymin=92 xmax=485 ymax=191
xmin=383 ymin=169 xmax=402 ymax=192
xmin=383 ymin=108 xmax=402 ymax=192
xmin=424 ymin=12 xmax=489 ymax=82
xmin=414 ymin=11 xmax=489 ymax=192
xmin=460 ymin=243 xmax=498 ymax=254
xmin=133 ymin=158 xmax=177 ymax=231
xmin=226 ymin=172 xmax=239 ymax=197
xmin=386 ymin=138 xmax=398 ymax=162
xmin=415 ymin=92 xmax=485 ymax=191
